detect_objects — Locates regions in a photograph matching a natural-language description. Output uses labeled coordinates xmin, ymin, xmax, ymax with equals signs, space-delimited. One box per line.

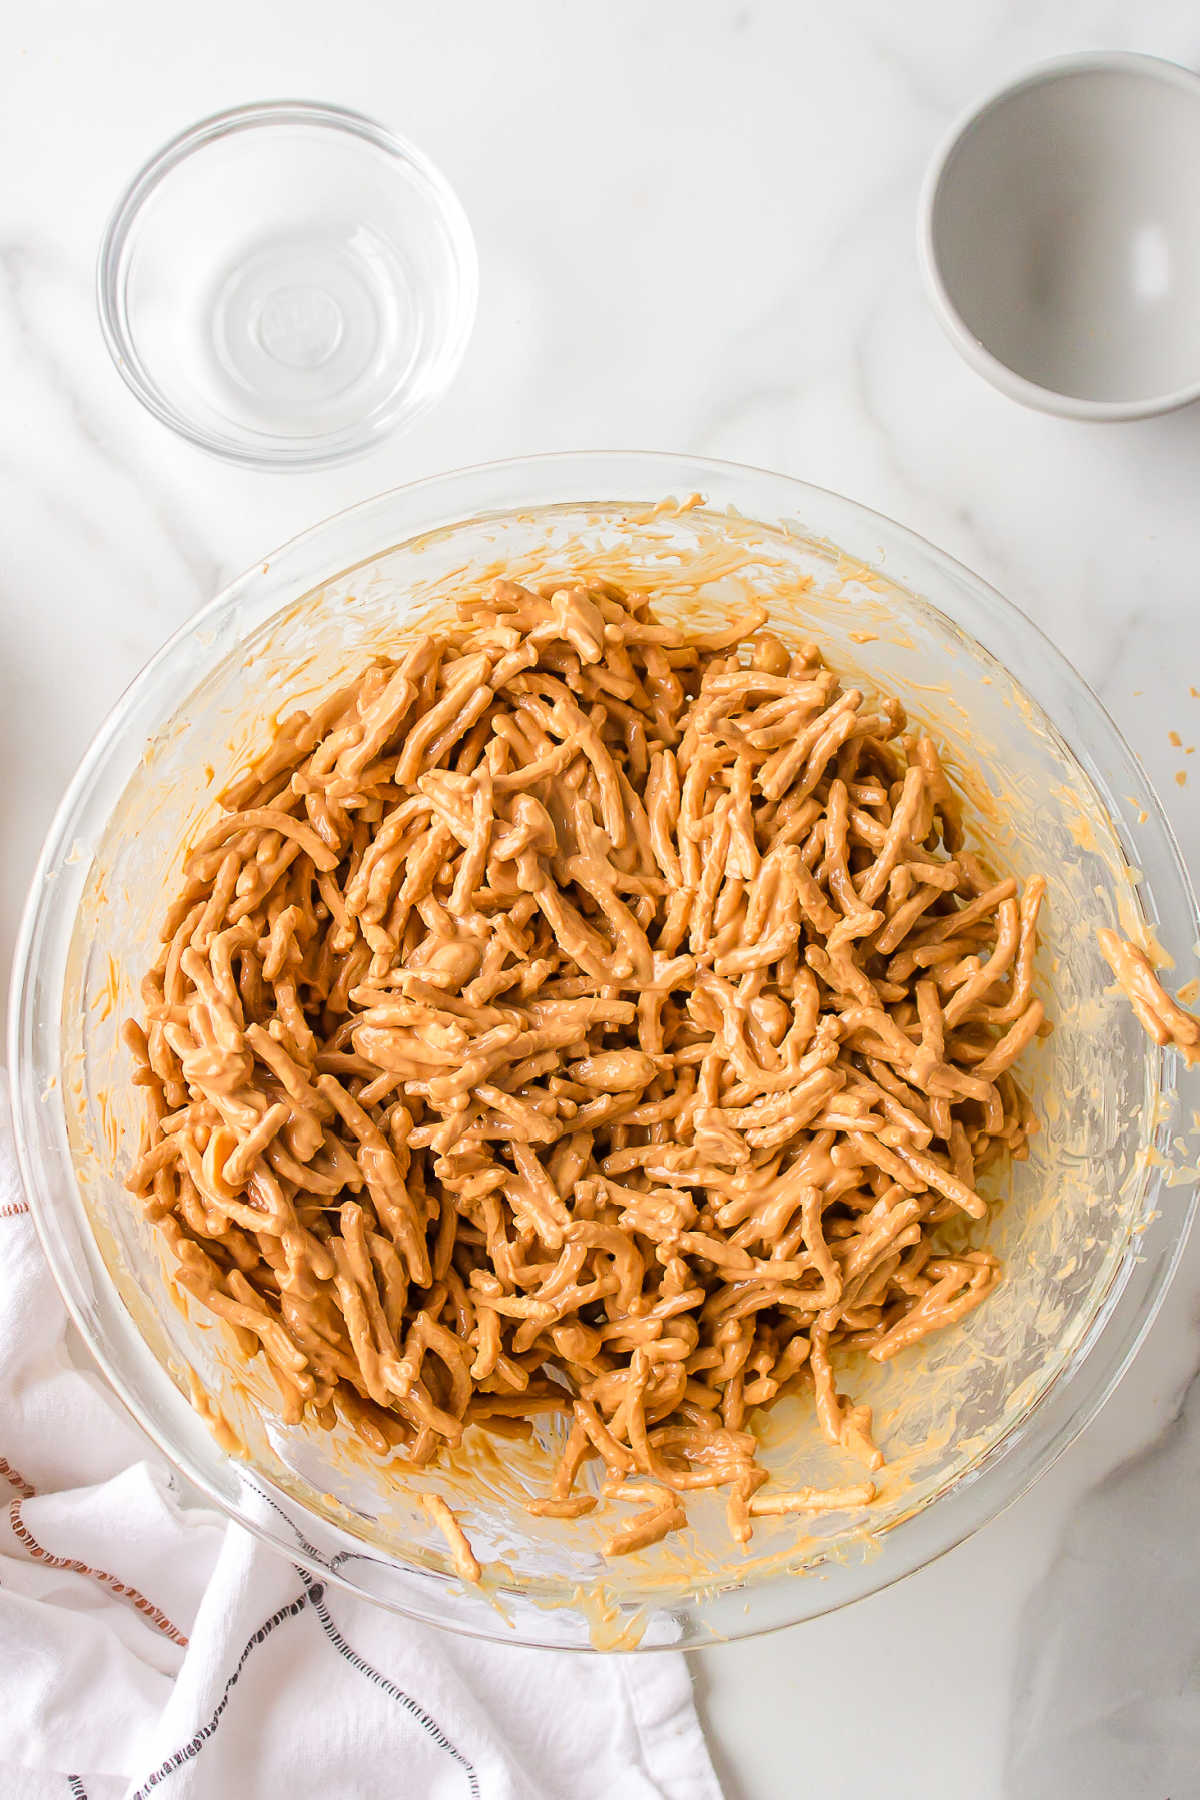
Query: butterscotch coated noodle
xmin=1096 ymin=928 xmax=1200 ymax=1063
xmin=422 ymin=1494 xmax=482 ymax=1583
xmin=126 ymin=575 xmax=1052 ymax=1566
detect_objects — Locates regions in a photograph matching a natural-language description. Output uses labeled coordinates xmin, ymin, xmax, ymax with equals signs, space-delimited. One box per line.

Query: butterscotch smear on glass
xmin=125 ymin=576 xmax=1057 ymax=1563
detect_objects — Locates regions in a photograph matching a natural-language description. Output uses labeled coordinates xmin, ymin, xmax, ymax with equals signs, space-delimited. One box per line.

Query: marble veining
xmin=1008 ymin=1346 xmax=1200 ymax=1797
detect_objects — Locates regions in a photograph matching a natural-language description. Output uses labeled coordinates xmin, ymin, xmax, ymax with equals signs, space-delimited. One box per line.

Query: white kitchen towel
xmin=0 ymin=1074 xmax=722 ymax=1800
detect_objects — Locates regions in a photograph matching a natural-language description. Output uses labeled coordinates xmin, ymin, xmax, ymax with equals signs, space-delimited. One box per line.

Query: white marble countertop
xmin=5 ymin=2 xmax=1200 ymax=1794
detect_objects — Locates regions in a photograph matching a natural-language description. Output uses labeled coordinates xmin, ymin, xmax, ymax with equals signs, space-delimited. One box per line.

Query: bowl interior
xmin=38 ymin=491 xmax=1182 ymax=1644
xmin=930 ymin=63 xmax=1200 ymax=404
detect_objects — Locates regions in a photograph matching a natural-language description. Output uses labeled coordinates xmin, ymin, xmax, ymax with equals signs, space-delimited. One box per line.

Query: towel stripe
xmin=126 ymin=1588 xmax=311 ymax=1800
xmin=125 ymin=1574 xmax=480 ymax=1799
xmin=7 ymin=1497 xmax=188 ymax=1646
xmin=245 ymin=1486 xmax=479 ymax=1796
xmin=0 ymin=1455 xmax=36 ymax=1499
xmin=298 ymin=1567 xmax=481 ymax=1800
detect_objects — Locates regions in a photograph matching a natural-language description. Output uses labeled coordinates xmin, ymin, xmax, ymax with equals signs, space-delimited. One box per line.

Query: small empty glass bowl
xmin=97 ymin=101 xmax=478 ymax=467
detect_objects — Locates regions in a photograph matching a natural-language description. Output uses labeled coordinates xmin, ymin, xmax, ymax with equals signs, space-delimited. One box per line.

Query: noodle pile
xmin=126 ymin=576 xmax=1048 ymax=1564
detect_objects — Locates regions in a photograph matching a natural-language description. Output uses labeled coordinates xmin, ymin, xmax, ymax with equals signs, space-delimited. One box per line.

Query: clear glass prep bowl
xmin=97 ymin=101 xmax=478 ymax=468
xmin=9 ymin=452 xmax=1200 ymax=1650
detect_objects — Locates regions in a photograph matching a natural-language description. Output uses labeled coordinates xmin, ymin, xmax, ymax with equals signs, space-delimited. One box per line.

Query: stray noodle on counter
xmin=124 ymin=576 xmax=1198 ymax=1577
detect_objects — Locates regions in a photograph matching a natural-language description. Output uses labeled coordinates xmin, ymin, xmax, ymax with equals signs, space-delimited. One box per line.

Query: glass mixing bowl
xmin=9 ymin=453 xmax=1200 ymax=1650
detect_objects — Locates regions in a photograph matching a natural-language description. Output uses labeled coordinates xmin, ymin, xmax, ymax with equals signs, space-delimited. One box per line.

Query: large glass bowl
xmin=9 ymin=453 xmax=1200 ymax=1650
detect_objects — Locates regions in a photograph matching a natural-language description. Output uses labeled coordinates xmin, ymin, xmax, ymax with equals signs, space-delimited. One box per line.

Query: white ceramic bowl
xmin=919 ymin=53 xmax=1200 ymax=420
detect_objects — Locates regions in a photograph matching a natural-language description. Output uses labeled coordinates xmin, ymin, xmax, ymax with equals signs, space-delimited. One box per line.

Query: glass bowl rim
xmin=9 ymin=449 xmax=1199 ymax=1647
xmin=95 ymin=97 xmax=480 ymax=469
